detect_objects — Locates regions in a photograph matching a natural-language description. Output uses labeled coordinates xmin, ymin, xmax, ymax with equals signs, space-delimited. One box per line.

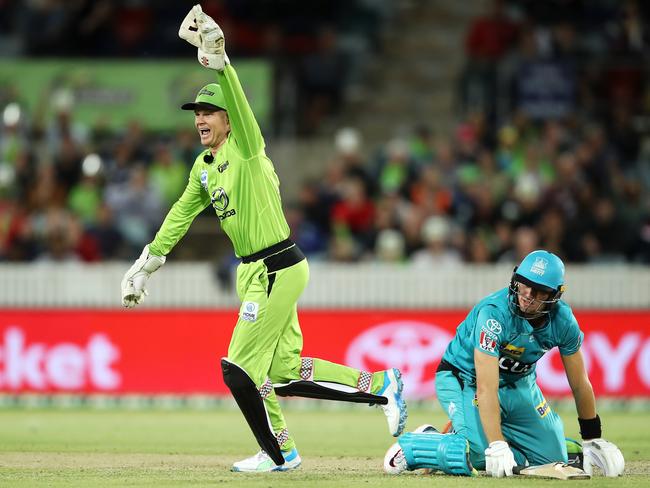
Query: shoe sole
xmin=231 ymin=462 xmax=301 ymax=473
xmin=275 ymin=461 xmax=301 ymax=472
xmin=392 ymin=368 xmax=408 ymax=437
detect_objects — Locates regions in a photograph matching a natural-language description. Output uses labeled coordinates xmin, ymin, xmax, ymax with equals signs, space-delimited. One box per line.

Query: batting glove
xmin=120 ymin=245 xmax=165 ymax=308
xmin=485 ymin=440 xmax=516 ymax=477
xmin=583 ymin=439 xmax=625 ymax=477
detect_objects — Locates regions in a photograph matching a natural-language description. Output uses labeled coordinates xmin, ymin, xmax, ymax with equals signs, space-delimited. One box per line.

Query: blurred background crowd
xmin=1 ymin=0 xmax=649 ymax=266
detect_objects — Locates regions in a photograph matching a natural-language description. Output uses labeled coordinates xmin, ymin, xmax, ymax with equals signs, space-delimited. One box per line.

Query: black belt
xmin=241 ymin=238 xmax=305 ymax=273
xmin=437 ymin=359 xmax=465 ymax=389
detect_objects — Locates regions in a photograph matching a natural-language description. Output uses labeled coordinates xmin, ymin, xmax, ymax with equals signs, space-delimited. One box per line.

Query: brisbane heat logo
xmin=345 ymin=321 xmax=452 ymax=399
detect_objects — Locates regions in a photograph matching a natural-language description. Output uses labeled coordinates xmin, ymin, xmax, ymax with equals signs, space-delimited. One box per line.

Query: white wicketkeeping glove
xmin=583 ymin=438 xmax=625 ymax=477
xmin=178 ymin=4 xmax=229 ymax=70
xmin=120 ymin=246 xmax=166 ymax=308
xmin=485 ymin=440 xmax=516 ymax=477
xmin=178 ymin=4 xmax=202 ymax=47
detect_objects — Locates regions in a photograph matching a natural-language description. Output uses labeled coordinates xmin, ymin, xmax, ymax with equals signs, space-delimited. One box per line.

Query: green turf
xmin=0 ymin=405 xmax=648 ymax=487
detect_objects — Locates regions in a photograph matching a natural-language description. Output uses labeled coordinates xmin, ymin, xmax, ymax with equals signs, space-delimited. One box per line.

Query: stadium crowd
xmin=293 ymin=0 xmax=650 ymax=265
xmin=0 ymin=0 xmax=649 ymax=264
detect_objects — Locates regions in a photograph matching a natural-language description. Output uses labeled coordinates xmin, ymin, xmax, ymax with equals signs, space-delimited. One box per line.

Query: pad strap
xmin=274 ymin=380 xmax=388 ymax=405
xmin=399 ymin=432 xmax=474 ymax=476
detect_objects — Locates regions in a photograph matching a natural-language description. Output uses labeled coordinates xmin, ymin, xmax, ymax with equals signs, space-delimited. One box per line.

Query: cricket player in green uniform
xmin=120 ymin=4 xmax=407 ymax=473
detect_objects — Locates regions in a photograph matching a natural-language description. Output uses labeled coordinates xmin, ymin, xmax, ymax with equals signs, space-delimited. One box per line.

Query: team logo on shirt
xmin=241 ymin=301 xmax=259 ymax=322
xmin=200 ymin=170 xmax=209 ymax=193
xmin=479 ymin=330 xmax=497 ymax=353
xmin=531 ymin=257 xmax=548 ymax=276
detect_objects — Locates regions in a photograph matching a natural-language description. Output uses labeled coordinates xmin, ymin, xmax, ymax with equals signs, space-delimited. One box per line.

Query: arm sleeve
xmin=148 ymin=162 xmax=211 ymax=256
xmin=473 ymin=306 xmax=506 ymax=358
xmin=217 ymin=64 xmax=264 ymax=159
xmin=558 ymin=307 xmax=584 ymax=356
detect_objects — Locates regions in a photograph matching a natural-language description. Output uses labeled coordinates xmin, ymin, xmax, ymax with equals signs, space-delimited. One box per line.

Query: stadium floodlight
xmin=82 ymin=153 xmax=102 ymax=177
xmin=2 ymin=103 xmax=21 ymax=126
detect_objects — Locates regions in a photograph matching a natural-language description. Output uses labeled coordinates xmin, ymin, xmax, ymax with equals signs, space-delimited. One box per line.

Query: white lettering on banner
xmin=537 ymin=332 xmax=648 ymax=394
xmin=537 ymin=345 xmax=593 ymax=394
xmin=637 ymin=339 xmax=650 ymax=388
xmin=345 ymin=321 xmax=453 ymax=399
xmin=589 ymin=332 xmax=640 ymax=391
xmin=0 ymin=327 xmax=121 ymax=391
xmin=87 ymin=335 xmax=121 ymax=389
xmin=537 ymin=349 xmax=570 ymax=393
xmin=3 ymin=328 xmax=46 ymax=389
xmin=46 ymin=344 xmax=85 ymax=389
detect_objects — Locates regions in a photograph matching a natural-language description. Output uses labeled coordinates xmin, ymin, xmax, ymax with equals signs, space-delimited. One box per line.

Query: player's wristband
xmin=578 ymin=414 xmax=601 ymax=440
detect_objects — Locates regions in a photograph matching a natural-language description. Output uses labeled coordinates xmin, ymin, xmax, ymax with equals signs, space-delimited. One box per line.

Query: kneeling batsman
xmin=383 ymin=424 xmax=624 ymax=477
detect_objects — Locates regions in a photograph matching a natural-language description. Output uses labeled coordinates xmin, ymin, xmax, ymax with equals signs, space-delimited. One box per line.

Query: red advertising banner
xmin=0 ymin=309 xmax=649 ymax=397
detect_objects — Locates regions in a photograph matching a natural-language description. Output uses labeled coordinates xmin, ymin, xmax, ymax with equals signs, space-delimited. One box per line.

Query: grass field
xmin=0 ymin=404 xmax=648 ymax=487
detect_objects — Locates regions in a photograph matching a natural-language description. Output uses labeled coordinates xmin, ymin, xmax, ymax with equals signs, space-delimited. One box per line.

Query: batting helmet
xmin=508 ymin=250 xmax=566 ymax=319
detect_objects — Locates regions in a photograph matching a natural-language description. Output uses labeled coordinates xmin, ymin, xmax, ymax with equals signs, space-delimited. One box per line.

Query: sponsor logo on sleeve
xmin=486 ymin=318 xmax=502 ymax=334
xmin=240 ymin=301 xmax=259 ymax=322
xmin=479 ymin=330 xmax=497 ymax=353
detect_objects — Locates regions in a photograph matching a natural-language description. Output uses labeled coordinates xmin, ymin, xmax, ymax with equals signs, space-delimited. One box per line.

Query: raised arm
xmin=181 ymin=5 xmax=264 ymax=158
xmin=217 ymin=65 xmax=264 ymax=158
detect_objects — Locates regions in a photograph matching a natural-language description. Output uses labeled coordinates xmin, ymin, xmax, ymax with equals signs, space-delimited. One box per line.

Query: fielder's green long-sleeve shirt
xmin=148 ymin=65 xmax=290 ymax=258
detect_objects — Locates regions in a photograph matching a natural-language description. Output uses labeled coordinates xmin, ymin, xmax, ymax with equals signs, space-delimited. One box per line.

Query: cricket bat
xmin=514 ymin=462 xmax=591 ymax=480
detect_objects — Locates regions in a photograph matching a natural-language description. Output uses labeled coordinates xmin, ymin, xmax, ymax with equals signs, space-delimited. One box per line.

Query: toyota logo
xmin=486 ymin=318 xmax=502 ymax=334
xmin=345 ymin=321 xmax=453 ymax=399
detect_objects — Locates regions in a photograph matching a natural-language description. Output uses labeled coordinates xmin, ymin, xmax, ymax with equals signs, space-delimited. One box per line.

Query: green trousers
xmin=228 ymin=256 xmax=385 ymax=451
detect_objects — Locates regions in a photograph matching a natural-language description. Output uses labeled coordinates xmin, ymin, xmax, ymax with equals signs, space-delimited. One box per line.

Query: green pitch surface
xmin=0 ymin=406 xmax=648 ymax=487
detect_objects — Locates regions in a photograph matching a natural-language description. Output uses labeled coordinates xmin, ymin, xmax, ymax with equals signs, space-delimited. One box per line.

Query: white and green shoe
xmin=377 ymin=368 xmax=408 ymax=437
xmin=232 ymin=448 xmax=301 ymax=472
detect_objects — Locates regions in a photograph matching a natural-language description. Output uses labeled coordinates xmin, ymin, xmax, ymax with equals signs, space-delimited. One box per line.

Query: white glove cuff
xmin=141 ymin=251 xmax=165 ymax=273
xmin=197 ymin=48 xmax=227 ymax=71
xmin=488 ymin=440 xmax=509 ymax=449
